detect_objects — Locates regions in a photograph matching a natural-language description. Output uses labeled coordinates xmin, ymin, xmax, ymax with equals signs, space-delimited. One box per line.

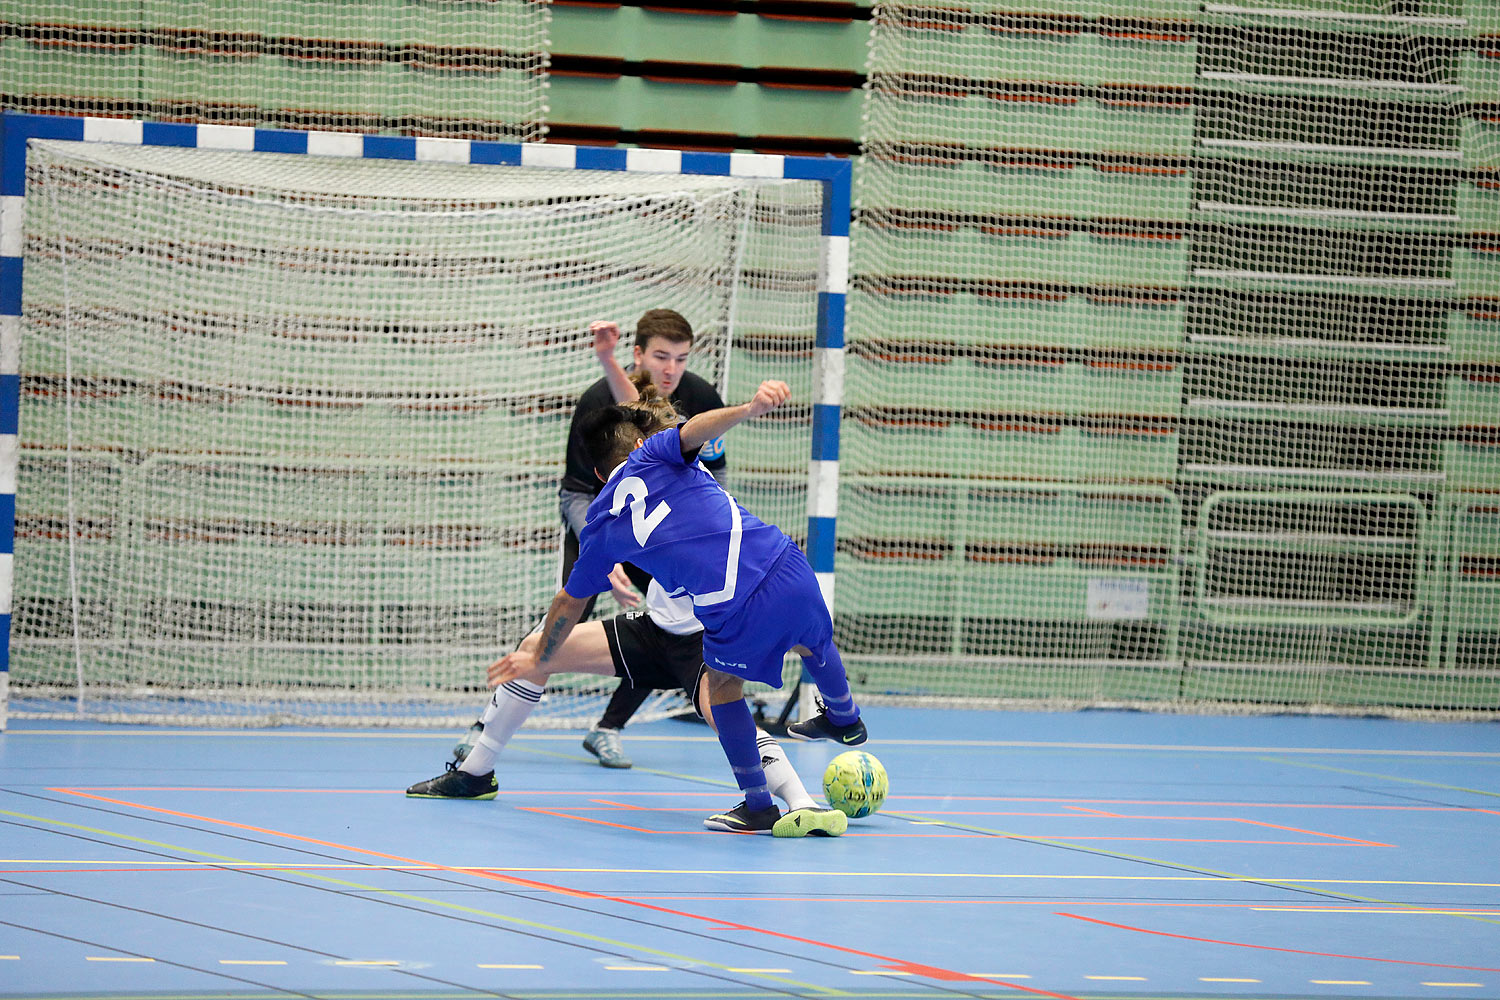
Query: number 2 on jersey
xmin=611 ymin=476 xmax=671 ymax=545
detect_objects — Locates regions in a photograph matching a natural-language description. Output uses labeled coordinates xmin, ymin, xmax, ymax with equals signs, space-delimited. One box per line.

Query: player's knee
xmin=706 ymin=669 xmax=744 ymax=704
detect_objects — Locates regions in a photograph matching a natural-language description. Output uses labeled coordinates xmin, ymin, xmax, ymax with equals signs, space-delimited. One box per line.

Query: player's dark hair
xmin=583 ymin=380 xmax=677 ymax=480
xmin=634 ymin=308 xmax=693 ymax=350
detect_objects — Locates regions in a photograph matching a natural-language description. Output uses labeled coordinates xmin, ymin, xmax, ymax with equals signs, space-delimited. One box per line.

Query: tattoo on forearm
xmin=538 ymin=617 xmax=568 ymax=663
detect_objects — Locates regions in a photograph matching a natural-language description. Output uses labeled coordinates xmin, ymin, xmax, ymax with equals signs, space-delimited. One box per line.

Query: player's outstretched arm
xmin=529 ymin=588 xmax=589 ymax=671
xmin=591 ymin=320 xmax=638 ymax=404
xmin=677 ymin=380 xmax=790 ymax=457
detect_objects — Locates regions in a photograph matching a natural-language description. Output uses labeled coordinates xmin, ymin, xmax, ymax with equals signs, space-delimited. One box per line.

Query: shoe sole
xmin=773 ymin=808 xmax=849 ymax=838
xmin=786 ymin=726 xmax=867 ymax=746
xmin=703 ymin=818 xmax=775 ymax=834
xmin=405 ymin=790 xmax=497 ymax=800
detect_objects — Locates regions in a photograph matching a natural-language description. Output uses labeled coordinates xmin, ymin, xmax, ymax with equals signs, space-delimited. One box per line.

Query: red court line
xmin=514 ymin=805 xmax=660 ymax=833
xmin=1059 ymin=912 xmax=1500 ymax=972
xmin=59 ymin=788 xmax=1495 ymax=814
xmin=49 ymin=787 xmax=1083 ymax=1000
xmin=511 ymin=803 xmax=1383 ymax=846
xmin=1229 ymin=818 xmax=1393 ymax=847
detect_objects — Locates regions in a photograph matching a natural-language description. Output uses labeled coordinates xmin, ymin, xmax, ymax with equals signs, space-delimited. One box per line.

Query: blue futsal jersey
xmin=564 ymin=426 xmax=792 ymax=632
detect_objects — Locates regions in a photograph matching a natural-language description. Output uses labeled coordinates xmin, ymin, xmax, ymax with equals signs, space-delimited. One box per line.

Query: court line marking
xmin=1260 ymin=756 xmax=1500 ymax=801
xmin=48 ymin=786 xmax=1500 ymax=813
xmin=475 ymin=963 xmax=542 ymax=969
xmin=5 ymin=860 xmax=1495 ymax=887
xmin=5 ymin=917 xmax=326 ymax=1000
xmin=870 ymin=807 xmax=1500 ymax=929
xmin=31 ymin=792 xmax=1086 ymax=1000
xmin=1059 ymin=913 xmax=1500 ymax=972
xmin=1 ymin=805 xmax=835 ymax=997
xmin=11 ymin=729 xmax=1500 ymax=757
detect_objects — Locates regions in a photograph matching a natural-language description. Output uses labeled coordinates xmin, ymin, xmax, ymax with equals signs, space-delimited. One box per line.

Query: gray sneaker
xmin=582 ymin=726 xmax=632 ymax=769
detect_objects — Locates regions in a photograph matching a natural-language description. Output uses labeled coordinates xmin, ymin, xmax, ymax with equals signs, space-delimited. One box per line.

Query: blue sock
xmin=712 ymin=697 xmax=773 ymax=812
xmin=802 ymin=645 xmax=859 ymax=725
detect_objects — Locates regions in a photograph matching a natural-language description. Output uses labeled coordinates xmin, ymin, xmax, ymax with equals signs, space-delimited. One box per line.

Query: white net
xmin=14 ymin=140 xmax=823 ymax=725
xmin=2 ymin=1 xmax=548 ymax=141
xmin=847 ymin=0 xmax=1500 ymax=714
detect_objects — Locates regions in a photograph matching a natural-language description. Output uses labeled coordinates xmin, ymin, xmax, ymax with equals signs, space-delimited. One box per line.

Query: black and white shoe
xmin=405 ymin=761 xmax=498 ymax=800
xmin=786 ymin=701 xmax=867 ymax=746
xmin=703 ymin=800 xmax=781 ymax=834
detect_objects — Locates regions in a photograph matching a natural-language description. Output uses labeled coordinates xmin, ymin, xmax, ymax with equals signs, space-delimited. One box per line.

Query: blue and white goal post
xmin=0 ymin=110 xmax=849 ymax=729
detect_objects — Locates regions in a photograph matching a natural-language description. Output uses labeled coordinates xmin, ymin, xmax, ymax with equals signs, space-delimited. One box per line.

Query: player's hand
xmin=488 ymin=648 xmax=536 ymax=687
xmin=608 ymin=563 xmax=641 ymax=609
xmin=747 ymin=380 xmax=790 ymax=418
xmin=590 ymin=320 xmax=621 ymax=357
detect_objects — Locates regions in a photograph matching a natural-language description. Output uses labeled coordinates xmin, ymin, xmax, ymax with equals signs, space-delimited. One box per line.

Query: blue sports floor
xmin=1 ymin=707 xmax=1498 ymax=1000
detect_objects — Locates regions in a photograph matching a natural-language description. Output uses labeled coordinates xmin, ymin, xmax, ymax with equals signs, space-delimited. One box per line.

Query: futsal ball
xmin=822 ymin=750 xmax=888 ymax=818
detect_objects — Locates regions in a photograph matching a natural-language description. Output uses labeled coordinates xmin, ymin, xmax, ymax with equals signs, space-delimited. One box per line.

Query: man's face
xmin=633 ymin=336 xmax=691 ymax=395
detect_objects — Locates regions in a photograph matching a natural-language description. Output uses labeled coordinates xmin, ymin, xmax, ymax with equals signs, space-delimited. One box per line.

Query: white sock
xmin=459 ymin=679 xmax=545 ymax=775
xmin=757 ymin=731 xmax=817 ymax=811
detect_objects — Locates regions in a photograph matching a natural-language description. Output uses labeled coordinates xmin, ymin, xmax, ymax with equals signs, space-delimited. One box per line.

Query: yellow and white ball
xmin=822 ymin=750 xmax=888 ymax=818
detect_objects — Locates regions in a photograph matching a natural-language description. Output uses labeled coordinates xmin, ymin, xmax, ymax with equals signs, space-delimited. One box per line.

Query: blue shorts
xmin=700 ymin=546 xmax=834 ymax=688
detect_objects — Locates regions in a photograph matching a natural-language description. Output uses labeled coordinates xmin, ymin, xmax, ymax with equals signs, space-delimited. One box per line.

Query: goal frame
xmin=0 ymin=109 xmax=852 ymax=730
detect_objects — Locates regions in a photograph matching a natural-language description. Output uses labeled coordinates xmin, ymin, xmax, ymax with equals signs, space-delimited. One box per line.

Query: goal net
xmin=844 ymin=0 xmax=1500 ymax=715
xmin=12 ymin=137 xmax=823 ymax=726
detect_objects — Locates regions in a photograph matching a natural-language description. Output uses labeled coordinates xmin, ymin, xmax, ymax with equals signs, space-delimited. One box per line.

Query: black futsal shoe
xmin=405 ymin=761 xmax=498 ymax=800
xmin=703 ymin=800 xmax=782 ymax=834
xmin=786 ymin=703 xmax=867 ymax=746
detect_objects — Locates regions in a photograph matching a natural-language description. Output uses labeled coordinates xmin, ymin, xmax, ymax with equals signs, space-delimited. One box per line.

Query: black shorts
xmin=603 ymin=610 xmax=709 ymax=718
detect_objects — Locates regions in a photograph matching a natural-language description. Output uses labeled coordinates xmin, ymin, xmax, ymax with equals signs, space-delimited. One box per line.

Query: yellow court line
xmin=0 ymin=956 xmax=18 ymax=960
xmin=1264 ymin=757 xmax=1500 ymax=800
xmin=869 ymin=805 xmax=1500 ymax=930
xmin=0 ymin=807 xmax=841 ymax=997
xmin=1253 ymin=908 xmax=1500 ymax=915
